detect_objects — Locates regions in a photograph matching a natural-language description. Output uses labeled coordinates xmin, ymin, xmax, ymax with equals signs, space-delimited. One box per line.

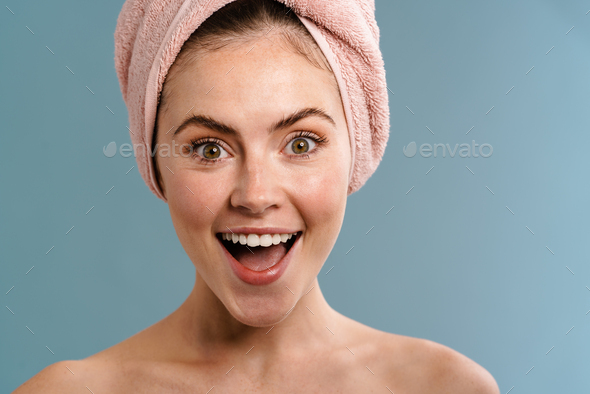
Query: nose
xmin=230 ymin=156 xmax=285 ymax=215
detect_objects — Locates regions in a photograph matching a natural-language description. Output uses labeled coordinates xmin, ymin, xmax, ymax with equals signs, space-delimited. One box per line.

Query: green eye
xmin=291 ymin=138 xmax=310 ymax=154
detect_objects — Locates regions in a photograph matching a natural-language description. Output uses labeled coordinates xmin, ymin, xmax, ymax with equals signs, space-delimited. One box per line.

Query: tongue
xmin=233 ymin=243 xmax=288 ymax=271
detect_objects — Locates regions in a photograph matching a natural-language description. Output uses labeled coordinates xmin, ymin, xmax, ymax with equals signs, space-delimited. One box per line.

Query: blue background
xmin=1 ymin=0 xmax=589 ymax=392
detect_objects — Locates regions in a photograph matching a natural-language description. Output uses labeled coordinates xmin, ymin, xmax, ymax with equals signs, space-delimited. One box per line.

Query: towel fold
xmin=115 ymin=0 xmax=390 ymax=201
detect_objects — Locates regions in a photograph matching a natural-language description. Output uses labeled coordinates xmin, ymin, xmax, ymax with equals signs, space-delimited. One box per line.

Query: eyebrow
xmin=172 ymin=107 xmax=336 ymax=137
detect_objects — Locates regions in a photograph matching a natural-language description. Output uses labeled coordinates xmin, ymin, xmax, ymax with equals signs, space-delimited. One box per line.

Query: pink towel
xmin=115 ymin=0 xmax=390 ymax=201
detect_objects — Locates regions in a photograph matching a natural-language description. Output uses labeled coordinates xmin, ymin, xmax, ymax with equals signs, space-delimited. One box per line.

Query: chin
xmin=208 ymin=230 xmax=307 ymax=326
xmin=224 ymin=291 xmax=298 ymax=328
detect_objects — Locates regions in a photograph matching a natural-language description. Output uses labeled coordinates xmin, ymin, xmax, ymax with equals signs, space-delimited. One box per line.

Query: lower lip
xmin=218 ymin=233 xmax=300 ymax=286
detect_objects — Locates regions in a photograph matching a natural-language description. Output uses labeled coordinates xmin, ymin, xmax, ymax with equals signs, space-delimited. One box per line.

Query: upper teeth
xmin=222 ymin=233 xmax=297 ymax=247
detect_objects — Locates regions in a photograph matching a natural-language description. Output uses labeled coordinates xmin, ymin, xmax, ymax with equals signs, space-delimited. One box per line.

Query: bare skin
xmin=14 ymin=34 xmax=500 ymax=394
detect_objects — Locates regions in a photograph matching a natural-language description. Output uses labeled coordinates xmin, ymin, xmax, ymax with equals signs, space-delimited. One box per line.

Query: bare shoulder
xmin=381 ymin=333 xmax=500 ymax=394
xmin=410 ymin=337 xmax=499 ymax=394
xmin=12 ymin=359 xmax=102 ymax=394
xmin=12 ymin=330 xmax=152 ymax=393
xmin=338 ymin=315 xmax=499 ymax=393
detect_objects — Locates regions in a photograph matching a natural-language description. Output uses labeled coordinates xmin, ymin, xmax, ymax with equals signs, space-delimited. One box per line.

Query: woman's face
xmin=155 ymin=35 xmax=351 ymax=327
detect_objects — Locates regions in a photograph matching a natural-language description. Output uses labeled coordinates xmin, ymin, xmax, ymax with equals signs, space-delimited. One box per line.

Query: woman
xmin=15 ymin=0 xmax=499 ymax=392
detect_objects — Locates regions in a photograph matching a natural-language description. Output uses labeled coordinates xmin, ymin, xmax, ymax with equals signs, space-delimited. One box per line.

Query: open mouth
xmin=217 ymin=232 xmax=299 ymax=272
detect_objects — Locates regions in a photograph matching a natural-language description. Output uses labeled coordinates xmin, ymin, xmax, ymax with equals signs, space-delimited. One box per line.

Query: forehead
xmin=162 ymin=37 xmax=344 ymax=129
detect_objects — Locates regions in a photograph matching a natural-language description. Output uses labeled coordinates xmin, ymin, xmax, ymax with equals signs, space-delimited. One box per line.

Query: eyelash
xmin=188 ymin=131 xmax=329 ymax=163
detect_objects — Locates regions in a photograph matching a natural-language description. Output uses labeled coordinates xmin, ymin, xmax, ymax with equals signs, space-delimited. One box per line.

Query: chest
xmin=114 ymin=360 xmax=390 ymax=394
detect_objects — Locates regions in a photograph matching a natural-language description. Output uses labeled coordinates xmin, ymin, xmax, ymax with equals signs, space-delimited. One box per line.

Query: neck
xmin=167 ymin=274 xmax=343 ymax=362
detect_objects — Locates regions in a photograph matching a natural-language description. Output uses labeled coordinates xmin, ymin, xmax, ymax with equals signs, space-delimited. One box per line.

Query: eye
xmin=200 ymin=143 xmax=223 ymax=159
xmin=284 ymin=136 xmax=318 ymax=155
xmin=190 ymin=139 xmax=230 ymax=161
xmin=282 ymin=131 xmax=328 ymax=158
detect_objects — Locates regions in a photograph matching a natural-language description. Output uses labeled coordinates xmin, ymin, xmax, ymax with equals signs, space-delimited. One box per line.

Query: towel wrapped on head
xmin=114 ymin=0 xmax=390 ymax=201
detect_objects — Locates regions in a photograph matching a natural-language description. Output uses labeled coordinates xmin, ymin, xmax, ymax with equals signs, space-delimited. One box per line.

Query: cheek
xmin=164 ymin=168 xmax=231 ymax=244
xmin=302 ymin=167 xmax=347 ymax=214
xmin=292 ymin=153 xmax=350 ymax=257
xmin=309 ymin=141 xmax=350 ymax=210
